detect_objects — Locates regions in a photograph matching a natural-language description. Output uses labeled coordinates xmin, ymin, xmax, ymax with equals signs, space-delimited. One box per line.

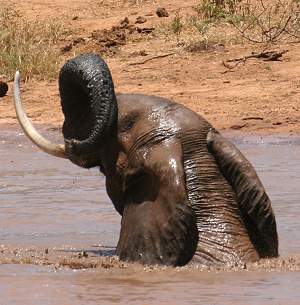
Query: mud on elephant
xmin=13 ymin=54 xmax=278 ymax=266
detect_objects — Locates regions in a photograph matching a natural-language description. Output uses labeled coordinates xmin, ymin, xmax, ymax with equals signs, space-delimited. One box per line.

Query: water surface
xmin=1 ymin=127 xmax=300 ymax=305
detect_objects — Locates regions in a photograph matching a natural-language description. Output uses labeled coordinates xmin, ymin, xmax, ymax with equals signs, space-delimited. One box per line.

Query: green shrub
xmin=170 ymin=12 xmax=184 ymax=35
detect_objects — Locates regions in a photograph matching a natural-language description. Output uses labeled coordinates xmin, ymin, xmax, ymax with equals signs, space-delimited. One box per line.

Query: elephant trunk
xmin=59 ymin=54 xmax=118 ymax=157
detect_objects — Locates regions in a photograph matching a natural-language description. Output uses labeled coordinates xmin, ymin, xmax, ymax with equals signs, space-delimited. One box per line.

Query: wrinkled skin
xmin=17 ymin=54 xmax=279 ymax=266
xmin=120 ymin=96 xmax=278 ymax=265
xmin=64 ymin=93 xmax=278 ymax=266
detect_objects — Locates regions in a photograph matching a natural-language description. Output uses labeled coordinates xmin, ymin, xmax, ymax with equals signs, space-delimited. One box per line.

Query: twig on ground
xmin=221 ymin=49 xmax=289 ymax=73
xmin=242 ymin=116 xmax=264 ymax=121
xmin=129 ymin=52 xmax=175 ymax=65
xmin=227 ymin=49 xmax=288 ymax=61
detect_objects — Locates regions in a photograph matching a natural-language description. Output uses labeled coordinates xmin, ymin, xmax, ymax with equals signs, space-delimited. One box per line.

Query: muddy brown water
xmin=1 ymin=126 xmax=300 ymax=305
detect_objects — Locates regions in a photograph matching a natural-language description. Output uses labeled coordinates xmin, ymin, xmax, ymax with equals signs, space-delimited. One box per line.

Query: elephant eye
xmin=119 ymin=112 xmax=139 ymax=133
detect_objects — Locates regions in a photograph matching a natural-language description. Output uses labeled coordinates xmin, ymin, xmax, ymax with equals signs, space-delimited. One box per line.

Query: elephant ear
xmin=206 ymin=129 xmax=278 ymax=258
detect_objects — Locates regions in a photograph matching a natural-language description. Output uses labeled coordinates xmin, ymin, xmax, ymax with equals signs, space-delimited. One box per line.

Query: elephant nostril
xmin=65 ymin=138 xmax=83 ymax=155
xmin=69 ymin=139 xmax=80 ymax=152
xmin=64 ymin=138 xmax=102 ymax=169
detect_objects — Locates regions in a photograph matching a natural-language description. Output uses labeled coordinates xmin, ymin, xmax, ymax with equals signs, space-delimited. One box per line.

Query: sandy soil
xmin=1 ymin=0 xmax=299 ymax=134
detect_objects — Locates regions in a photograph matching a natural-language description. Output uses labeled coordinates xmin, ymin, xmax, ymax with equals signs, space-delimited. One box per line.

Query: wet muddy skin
xmin=1 ymin=126 xmax=300 ymax=304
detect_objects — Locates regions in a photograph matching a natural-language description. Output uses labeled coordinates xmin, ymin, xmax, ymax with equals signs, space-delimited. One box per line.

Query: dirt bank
xmin=1 ymin=0 xmax=299 ymax=134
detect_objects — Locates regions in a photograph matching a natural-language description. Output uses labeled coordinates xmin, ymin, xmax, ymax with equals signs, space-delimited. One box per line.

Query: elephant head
xmin=14 ymin=54 xmax=278 ymax=266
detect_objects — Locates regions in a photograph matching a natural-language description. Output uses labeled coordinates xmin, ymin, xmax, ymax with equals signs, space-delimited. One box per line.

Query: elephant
xmin=13 ymin=53 xmax=278 ymax=266
xmin=0 ymin=80 xmax=8 ymax=97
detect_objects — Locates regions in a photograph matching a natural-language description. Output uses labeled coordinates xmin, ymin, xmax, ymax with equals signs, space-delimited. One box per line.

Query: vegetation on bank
xmin=0 ymin=1 xmax=299 ymax=80
xmin=0 ymin=5 xmax=70 ymax=81
xmin=161 ymin=0 xmax=300 ymax=51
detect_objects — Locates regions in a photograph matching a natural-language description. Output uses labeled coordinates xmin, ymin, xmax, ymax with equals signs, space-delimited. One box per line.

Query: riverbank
xmin=1 ymin=0 xmax=299 ymax=134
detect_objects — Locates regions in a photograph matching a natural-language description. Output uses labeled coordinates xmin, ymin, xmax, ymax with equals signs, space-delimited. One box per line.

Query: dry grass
xmin=95 ymin=0 xmax=154 ymax=9
xmin=0 ymin=4 xmax=71 ymax=81
xmin=230 ymin=0 xmax=300 ymax=44
xmin=157 ymin=0 xmax=300 ymax=52
xmin=1 ymin=0 xmax=299 ymax=80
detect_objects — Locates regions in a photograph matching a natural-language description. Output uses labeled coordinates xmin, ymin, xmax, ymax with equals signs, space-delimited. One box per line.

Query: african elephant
xmin=13 ymin=53 xmax=278 ymax=266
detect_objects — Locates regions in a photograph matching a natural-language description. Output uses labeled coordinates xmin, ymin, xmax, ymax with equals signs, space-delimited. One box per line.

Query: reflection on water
xmin=1 ymin=127 xmax=300 ymax=305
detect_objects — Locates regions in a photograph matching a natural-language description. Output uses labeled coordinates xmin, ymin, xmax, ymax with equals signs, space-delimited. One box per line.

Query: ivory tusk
xmin=13 ymin=71 xmax=67 ymax=158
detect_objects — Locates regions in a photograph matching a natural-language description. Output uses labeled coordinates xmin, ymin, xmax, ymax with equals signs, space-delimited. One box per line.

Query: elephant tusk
xmin=13 ymin=71 xmax=67 ymax=159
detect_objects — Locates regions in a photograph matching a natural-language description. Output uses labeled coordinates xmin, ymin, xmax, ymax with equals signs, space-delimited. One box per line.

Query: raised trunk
xmin=59 ymin=54 xmax=118 ymax=157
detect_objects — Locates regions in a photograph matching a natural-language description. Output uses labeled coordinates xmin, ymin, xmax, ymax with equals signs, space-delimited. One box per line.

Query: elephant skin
xmin=15 ymin=54 xmax=279 ymax=266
